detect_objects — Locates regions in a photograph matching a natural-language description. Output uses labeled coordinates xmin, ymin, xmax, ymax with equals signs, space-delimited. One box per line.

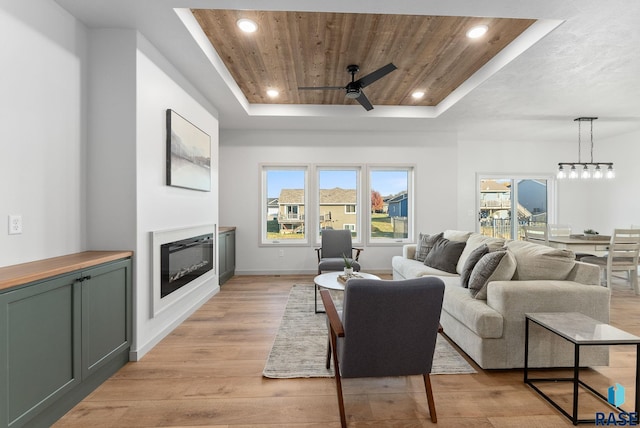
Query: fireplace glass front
xmin=160 ymin=233 xmax=214 ymax=298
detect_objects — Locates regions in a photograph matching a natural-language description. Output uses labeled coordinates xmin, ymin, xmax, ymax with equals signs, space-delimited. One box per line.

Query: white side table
xmin=313 ymin=271 xmax=380 ymax=313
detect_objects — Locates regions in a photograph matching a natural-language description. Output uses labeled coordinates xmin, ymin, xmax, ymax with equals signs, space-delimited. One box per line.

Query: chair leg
xmin=423 ymin=374 xmax=437 ymax=423
xmin=632 ymin=269 xmax=640 ymax=294
xmin=331 ymin=332 xmax=347 ymax=428
xmin=326 ymin=335 xmax=331 ymax=369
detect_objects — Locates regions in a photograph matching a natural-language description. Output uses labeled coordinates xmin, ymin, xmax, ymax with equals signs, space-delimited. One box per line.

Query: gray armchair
xmin=315 ymin=229 xmax=362 ymax=274
xmin=320 ymin=276 xmax=445 ymax=427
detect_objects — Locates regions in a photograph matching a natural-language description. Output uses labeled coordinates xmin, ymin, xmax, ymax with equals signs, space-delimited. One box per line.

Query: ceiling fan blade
xmin=298 ymin=86 xmax=345 ymax=90
xmin=355 ymin=91 xmax=374 ymax=111
xmin=355 ymin=63 xmax=397 ymax=88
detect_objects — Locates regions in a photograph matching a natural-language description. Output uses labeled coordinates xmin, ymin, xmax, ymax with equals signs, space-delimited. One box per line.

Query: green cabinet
xmin=0 ymin=257 xmax=131 ymax=428
xmin=219 ymin=228 xmax=236 ymax=285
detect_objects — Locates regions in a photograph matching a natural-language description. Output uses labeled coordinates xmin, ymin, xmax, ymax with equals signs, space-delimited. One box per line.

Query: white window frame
xmin=260 ymin=164 xmax=310 ymax=246
xmin=345 ymin=204 xmax=356 ymax=214
xmin=316 ymin=165 xmax=362 ymax=245
xmin=344 ymin=224 xmax=356 ymax=231
xmin=475 ymin=173 xmax=557 ymax=239
xmin=366 ymin=165 xmax=415 ymax=246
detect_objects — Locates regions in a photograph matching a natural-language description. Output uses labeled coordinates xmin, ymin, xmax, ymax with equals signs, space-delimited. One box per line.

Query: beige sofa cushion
xmin=443 ymin=286 xmax=503 ymax=338
xmin=456 ymin=233 xmax=506 ymax=274
xmin=392 ymin=256 xmax=459 ymax=279
xmin=506 ymin=240 xmax=575 ymax=280
xmin=443 ymin=230 xmax=472 ymax=243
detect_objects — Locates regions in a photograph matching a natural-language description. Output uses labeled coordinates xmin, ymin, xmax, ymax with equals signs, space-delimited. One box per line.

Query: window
xmin=261 ymin=166 xmax=308 ymax=244
xmin=318 ymin=168 xmax=360 ymax=241
xmin=369 ymin=167 xmax=413 ymax=243
xmin=477 ymin=174 xmax=555 ymax=240
xmin=261 ymin=164 xmax=413 ymax=246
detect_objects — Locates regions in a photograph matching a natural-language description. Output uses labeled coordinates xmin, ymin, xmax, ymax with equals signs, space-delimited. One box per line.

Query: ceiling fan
xmin=298 ymin=63 xmax=397 ymax=111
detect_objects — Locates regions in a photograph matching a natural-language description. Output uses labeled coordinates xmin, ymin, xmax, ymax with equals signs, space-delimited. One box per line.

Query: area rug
xmin=263 ymin=283 xmax=476 ymax=378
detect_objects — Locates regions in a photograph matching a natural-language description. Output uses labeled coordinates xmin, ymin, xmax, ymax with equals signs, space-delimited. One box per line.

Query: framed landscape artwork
xmin=166 ymin=109 xmax=211 ymax=191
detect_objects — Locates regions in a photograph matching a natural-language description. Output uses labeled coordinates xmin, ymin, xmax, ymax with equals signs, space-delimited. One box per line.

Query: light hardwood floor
xmin=55 ymin=274 xmax=639 ymax=427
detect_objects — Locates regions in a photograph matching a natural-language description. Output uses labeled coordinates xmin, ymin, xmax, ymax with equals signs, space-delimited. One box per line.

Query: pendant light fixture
xmin=557 ymin=117 xmax=614 ymax=180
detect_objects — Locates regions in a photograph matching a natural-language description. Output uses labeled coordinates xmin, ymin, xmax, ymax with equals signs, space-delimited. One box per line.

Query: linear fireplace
xmin=152 ymin=224 xmax=217 ymax=316
xmin=160 ymin=233 xmax=213 ymax=298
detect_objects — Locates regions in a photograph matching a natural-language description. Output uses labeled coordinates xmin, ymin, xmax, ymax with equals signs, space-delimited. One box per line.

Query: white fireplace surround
xmin=152 ymin=224 xmax=217 ymax=316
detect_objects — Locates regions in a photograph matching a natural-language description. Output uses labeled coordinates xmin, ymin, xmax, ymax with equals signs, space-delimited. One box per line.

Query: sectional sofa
xmin=392 ymin=230 xmax=611 ymax=369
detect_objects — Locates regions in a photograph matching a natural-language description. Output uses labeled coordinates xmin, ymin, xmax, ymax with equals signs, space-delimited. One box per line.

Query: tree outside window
xmin=369 ymin=168 xmax=412 ymax=241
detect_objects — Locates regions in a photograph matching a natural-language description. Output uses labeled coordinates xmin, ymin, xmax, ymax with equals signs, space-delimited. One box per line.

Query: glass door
xmin=478 ymin=176 xmax=552 ymax=240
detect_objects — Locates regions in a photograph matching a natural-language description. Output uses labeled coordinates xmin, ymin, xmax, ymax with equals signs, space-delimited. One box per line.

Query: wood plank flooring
xmin=54 ymin=274 xmax=640 ymax=427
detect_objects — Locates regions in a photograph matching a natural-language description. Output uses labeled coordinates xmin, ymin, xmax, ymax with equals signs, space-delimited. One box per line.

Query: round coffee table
xmin=313 ymin=271 xmax=381 ymax=313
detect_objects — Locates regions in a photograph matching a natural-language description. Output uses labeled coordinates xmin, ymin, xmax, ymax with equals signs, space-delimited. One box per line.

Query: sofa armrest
xmin=486 ymin=280 xmax=610 ymax=324
xmin=403 ymin=244 xmax=417 ymax=259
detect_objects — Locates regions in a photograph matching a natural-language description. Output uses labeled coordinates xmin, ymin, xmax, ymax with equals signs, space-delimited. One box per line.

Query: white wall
xmin=576 ymin=130 xmax=640 ymax=233
xmin=133 ymin=35 xmax=219 ymax=358
xmin=0 ymin=0 xmax=87 ymax=266
xmin=457 ymin=134 xmax=640 ymax=235
xmin=219 ymin=130 xmax=458 ymax=274
xmin=85 ymin=30 xmax=220 ymax=359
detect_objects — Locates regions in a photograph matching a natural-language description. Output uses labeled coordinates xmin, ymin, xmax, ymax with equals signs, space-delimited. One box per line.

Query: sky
xmin=266 ymin=169 xmax=407 ymax=198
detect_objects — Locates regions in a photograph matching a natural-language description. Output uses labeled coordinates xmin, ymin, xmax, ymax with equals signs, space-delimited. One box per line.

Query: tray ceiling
xmin=191 ymin=10 xmax=536 ymax=109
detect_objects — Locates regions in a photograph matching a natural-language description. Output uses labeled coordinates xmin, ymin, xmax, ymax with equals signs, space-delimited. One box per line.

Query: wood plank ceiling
xmin=192 ymin=10 xmax=536 ymax=108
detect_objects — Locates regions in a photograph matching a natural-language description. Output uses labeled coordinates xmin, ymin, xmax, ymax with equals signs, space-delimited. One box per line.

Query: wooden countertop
xmin=219 ymin=226 xmax=236 ymax=233
xmin=0 ymin=251 xmax=133 ymax=291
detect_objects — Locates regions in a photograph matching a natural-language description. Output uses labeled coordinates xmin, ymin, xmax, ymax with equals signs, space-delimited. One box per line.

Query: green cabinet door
xmin=219 ymin=230 xmax=236 ymax=285
xmin=0 ymin=273 xmax=81 ymax=427
xmin=81 ymin=259 xmax=132 ymax=378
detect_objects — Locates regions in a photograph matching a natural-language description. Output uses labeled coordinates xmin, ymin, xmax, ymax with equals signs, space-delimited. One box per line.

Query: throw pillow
xmin=423 ymin=238 xmax=466 ymax=274
xmin=456 ymin=233 xmax=506 ymax=274
xmin=414 ymin=232 xmax=443 ymax=262
xmin=469 ymin=250 xmax=517 ymax=300
xmin=460 ymin=244 xmax=490 ymax=288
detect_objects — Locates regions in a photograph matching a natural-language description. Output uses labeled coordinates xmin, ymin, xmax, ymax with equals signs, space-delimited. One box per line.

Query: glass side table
xmin=524 ymin=312 xmax=640 ymax=425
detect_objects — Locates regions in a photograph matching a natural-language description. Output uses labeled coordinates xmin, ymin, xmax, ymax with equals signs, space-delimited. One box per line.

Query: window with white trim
xmin=261 ymin=166 xmax=308 ymax=245
xmin=318 ymin=167 xmax=360 ymax=241
xmin=368 ymin=166 xmax=413 ymax=243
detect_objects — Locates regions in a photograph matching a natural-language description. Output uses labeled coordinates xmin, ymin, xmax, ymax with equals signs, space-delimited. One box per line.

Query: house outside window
xmin=369 ymin=167 xmax=413 ymax=243
xmin=318 ymin=168 xmax=360 ymax=241
xmin=261 ymin=166 xmax=308 ymax=245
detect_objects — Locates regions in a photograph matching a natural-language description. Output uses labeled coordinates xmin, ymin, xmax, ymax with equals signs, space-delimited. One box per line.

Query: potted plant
xmin=584 ymin=229 xmax=599 ymax=236
xmin=342 ymin=253 xmax=354 ymax=276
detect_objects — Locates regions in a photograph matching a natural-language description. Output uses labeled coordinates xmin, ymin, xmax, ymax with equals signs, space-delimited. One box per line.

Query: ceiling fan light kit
xmin=298 ymin=63 xmax=397 ymax=111
xmin=557 ymin=117 xmax=615 ymax=180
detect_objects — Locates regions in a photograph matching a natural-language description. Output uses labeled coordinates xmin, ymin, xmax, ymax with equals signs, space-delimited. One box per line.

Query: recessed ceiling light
xmin=412 ymin=91 xmax=425 ymax=99
xmin=266 ymin=89 xmax=279 ymax=98
xmin=237 ymin=18 xmax=258 ymax=33
xmin=466 ymin=25 xmax=488 ymax=39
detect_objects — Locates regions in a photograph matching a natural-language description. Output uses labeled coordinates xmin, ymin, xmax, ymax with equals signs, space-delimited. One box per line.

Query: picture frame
xmin=166 ymin=109 xmax=211 ymax=192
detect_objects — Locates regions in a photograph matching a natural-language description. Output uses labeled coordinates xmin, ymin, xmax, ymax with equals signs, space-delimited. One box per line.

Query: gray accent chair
xmin=320 ymin=276 xmax=445 ymax=427
xmin=315 ymin=229 xmax=362 ymax=274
